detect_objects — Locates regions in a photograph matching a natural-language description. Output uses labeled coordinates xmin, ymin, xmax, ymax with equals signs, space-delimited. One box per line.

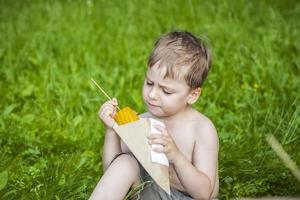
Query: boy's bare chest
xmin=167 ymin=126 xmax=195 ymax=162
xmin=167 ymin=126 xmax=195 ymax=191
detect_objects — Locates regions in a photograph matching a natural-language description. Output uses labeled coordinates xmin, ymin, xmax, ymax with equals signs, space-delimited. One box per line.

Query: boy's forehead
xmin=146 ymin=65 xmax=188 ymax=86
xmin=147 ymin=63 xmax=188 ymax=82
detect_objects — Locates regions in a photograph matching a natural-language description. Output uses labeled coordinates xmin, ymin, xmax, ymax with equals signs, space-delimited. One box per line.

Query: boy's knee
xmin=113 ymin=154 xmax=141 ymax=186
xmin=114 ymin=154 xmax=140 ymax=174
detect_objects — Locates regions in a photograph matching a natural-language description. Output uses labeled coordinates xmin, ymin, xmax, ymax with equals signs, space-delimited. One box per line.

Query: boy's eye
xmin=163 ymin=90 xmax=173 ymax=95
xmin=146 ymin=81 xmax=153 ymax=86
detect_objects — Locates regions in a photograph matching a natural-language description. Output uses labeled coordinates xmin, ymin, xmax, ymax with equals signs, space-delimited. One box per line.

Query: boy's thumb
xmin=112 ymin=97 xmax=118 ymax=105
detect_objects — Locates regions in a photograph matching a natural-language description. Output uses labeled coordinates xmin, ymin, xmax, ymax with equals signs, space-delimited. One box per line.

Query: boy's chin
xmin=148 ymin=108 xmax=169 ymax=118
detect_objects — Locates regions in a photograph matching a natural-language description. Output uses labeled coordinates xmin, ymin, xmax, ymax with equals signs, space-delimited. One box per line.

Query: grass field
xmin=1 ymin=0 xmax=300 ymax=199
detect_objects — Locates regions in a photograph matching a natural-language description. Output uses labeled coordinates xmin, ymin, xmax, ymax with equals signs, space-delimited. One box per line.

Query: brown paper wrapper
xmin=114 ymin=118 xmax=170 ymax=194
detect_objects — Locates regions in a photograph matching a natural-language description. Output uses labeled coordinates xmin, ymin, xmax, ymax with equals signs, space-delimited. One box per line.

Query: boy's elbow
xmin=101 ymin=154 xmax=110 ymax=172
xmin=193 ymin=180 xmax=213 ymax=200
xmin=103 ymin=163 xmax=109 ymax=172
xmin=193 ymin=192 xmax=211 ymax=200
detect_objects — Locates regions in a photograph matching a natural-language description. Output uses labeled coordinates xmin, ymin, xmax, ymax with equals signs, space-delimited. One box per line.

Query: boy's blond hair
xmin=148 ymin=31 xmax=211 ymax=89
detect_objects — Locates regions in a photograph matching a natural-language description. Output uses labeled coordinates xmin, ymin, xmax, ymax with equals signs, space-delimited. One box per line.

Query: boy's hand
xmin=98 ymin=98 xmax=118 ymax=129
xmin=147 ymin=125 xmax=182 ymax=163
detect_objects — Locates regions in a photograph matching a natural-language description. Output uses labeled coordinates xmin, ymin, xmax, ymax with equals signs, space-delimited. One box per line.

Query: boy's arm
xmin=149 ymin=122 xmax=218 ymax=199
xmin=173 ymin=122 xmax=219 ymax=199
xmin=98 ymin=98 xmax=125 ymax=171
xmin=102 ymin=127 xmax=122 ymax=171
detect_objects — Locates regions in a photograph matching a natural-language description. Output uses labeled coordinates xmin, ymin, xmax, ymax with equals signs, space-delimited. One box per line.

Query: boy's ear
xmin=187 ymin=87 xmax=201 ymax=105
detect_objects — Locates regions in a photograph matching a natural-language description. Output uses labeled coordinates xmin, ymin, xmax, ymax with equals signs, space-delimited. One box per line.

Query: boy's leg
xmin=89 ymin=154 xmax=141 ymax=200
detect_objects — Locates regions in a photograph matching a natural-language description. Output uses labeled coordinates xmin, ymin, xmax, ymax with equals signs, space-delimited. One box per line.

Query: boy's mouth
xmin=147 ymin=102 xmax=159 ymax=107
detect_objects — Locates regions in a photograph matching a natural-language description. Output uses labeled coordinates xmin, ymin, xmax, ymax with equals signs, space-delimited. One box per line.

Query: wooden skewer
xmin=90 ymin=78 xmax=121 ymax=111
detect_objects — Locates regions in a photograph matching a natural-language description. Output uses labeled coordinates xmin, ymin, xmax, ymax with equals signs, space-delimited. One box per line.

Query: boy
xmin=90 ymin=31 xmax=219 ymax=200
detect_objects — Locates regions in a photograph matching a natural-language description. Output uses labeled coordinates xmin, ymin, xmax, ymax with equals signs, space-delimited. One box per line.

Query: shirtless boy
xmin=90 ymin=31 xmax=219 ymax=200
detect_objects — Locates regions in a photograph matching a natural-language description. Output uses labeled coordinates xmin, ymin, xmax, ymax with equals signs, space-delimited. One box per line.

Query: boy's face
xmin=142 ymin=63 xmax=198 ymax=118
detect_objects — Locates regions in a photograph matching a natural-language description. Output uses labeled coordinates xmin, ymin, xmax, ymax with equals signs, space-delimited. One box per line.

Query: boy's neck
xmin=158 ymin=105 xmax=193 ymax=127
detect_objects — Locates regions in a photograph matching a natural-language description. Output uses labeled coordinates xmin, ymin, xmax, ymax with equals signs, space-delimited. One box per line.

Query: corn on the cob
xmin=114 ymin=107 xmax=139 ymax=125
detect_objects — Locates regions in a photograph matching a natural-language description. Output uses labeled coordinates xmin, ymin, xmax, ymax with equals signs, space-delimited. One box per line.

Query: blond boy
xmin=90 ymin=31 xmax=219 ymax=200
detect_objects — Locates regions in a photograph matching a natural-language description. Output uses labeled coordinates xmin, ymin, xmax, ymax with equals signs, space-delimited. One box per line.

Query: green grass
xmin=1 ymin=0 xmax=300 ymax=199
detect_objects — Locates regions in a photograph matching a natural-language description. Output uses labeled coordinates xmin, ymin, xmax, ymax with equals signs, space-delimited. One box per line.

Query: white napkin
xmin=149 ymin=118 xmax=169 ymax=167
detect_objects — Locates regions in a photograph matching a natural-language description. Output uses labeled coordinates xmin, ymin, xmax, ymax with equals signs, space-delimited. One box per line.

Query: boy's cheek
xmin=142 ymin=87 xmax=148 ymax=98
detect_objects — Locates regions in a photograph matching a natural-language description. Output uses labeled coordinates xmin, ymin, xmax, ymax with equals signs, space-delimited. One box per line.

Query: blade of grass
xmin=124 ymin=181 xmax=152 ymax=200
xmin=266 ymin=133 xmax=300 ymax=183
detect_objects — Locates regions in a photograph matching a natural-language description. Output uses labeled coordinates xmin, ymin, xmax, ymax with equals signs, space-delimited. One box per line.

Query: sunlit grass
xmin=0 ymin=0 xmax=300 ymax=199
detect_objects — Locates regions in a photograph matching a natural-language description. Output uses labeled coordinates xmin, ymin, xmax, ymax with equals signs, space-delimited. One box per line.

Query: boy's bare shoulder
xmin=139 ymin=112 xmax=154 ymax=118
xmin=139 ymin=110 xmax=218 ymax=147
xmin=190 ymin=109 xmax=219 ymax=148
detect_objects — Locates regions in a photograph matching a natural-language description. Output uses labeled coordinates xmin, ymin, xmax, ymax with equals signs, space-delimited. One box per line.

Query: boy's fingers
xmin=101 ymin=106 xmax=111 ymax=114
xmin=152 ymin=147 xmax=165 ymax=153
xmin=102 ymin=101 xmax=111 ymax=106
xmin=101 ymin=107 xmax=114 ymax=118
xmin=101 ymin=103 xmax=115 ymax=112
xmin=149 ymin=138 xmax=168 ymax=146
xmin=148 ymin=134 xmax=162 ymax=139
xmin=101 ymin=100 xmax=117 ymax=109
xmin=99 ymin=103 xmax=110 ymax=114
xmin=111 ymin=97 xmax=118 ymax=106
xmin=154 ymin=125 xmax=168 ymax=136
xmin=148 ymin=134 xmax=170 ymax=140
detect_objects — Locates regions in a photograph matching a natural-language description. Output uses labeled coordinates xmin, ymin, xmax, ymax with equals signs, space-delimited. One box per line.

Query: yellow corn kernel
xmin=114 ymin=107 xmax=139 ymax=125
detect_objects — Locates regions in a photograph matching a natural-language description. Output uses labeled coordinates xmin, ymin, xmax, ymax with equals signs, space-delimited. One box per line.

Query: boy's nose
xmin=149 ymin=88 xmax=158 ymax=100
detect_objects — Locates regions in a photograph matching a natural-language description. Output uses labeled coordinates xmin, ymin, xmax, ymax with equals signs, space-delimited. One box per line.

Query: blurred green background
xmin=0 ymin=0 xmax=300 ymax=199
